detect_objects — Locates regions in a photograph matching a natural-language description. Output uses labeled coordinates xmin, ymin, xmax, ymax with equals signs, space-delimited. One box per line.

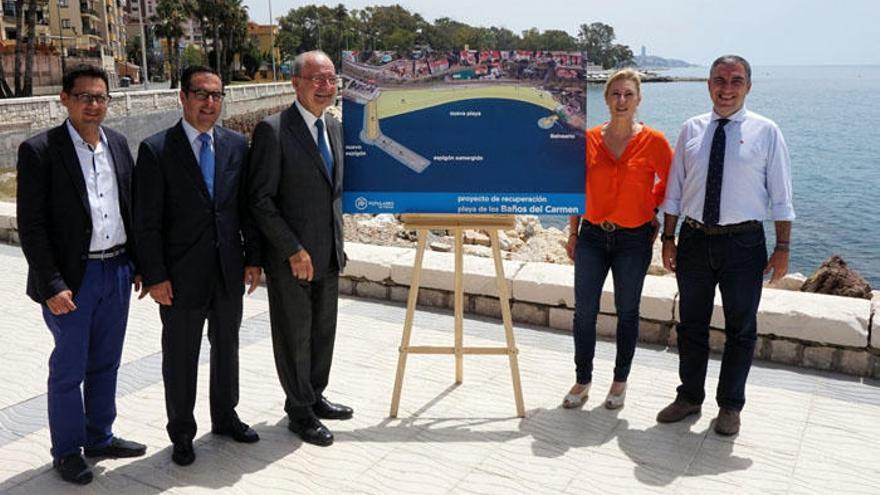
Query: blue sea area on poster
xmin=342 ymin=98 xmax=585 ymax=214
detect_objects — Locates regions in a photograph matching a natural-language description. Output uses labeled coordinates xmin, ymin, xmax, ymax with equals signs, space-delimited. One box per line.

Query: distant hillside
xmin=633 ymin=55 xmax=697 ymax=68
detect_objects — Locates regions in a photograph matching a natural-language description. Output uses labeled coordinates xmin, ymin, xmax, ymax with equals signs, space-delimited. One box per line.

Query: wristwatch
xmin=661 ymin=234 xmax=676 ymax=241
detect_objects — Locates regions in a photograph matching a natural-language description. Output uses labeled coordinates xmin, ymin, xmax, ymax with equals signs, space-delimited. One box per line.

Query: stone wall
xmin=339 ymin=242 xmax=879 ymax=378
xmin=0 ymin=82 xmax=295 ymax=169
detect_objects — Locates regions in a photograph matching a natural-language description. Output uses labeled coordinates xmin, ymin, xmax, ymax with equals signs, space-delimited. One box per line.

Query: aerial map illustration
xmin=342 ymin=49 xmax=587 ymax=214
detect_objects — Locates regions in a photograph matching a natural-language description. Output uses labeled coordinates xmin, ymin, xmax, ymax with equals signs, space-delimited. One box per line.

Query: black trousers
xmin=265 ymin=262 xmax=339 ymax=420
xmin=675 ymin=223 xmax=767 ymax=412
xmin=160 ymin=280 xmax=243 ymax=443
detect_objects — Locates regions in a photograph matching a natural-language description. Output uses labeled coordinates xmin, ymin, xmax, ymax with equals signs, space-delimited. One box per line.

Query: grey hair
xmin=292 ymin=50 xmax=332 ymax=76
xmin=710 ymin=55 xmax=752 ymax=82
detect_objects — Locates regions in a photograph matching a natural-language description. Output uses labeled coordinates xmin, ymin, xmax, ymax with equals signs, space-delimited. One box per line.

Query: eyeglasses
xmin=72 ymin=93 xmax=112 ymax=105
xmin=301 ymin=75 xmax=338 ymax=86
xmin=187 ymin=90 xmax=226 ymax=101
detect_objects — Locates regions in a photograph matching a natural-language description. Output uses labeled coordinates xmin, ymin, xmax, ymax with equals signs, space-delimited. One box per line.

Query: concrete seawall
xmin=1 ymin=200 xmax=875 ymax=378
xmin=0 ymin=82 xmax=295 ymax=169
xmin=339 ymin=242 xmax=878 ymax=378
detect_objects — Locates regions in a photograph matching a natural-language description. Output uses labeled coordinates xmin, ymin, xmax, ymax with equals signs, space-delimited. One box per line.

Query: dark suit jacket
xmin=247 ymin=104 xmax=345 ymax=279
xmin=17 ymin=122 xmax=136 ymax=303
xmin=133 ymin=121 xmax=260 ymax=309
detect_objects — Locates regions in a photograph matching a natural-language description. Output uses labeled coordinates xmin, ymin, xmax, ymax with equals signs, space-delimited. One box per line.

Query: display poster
xmin=341 ymin=49 xmax=586 ymax=215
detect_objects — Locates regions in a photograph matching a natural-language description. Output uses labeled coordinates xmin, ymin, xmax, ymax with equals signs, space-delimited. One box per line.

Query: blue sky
xmin=242 ymin=0 xmax=878 ymax=66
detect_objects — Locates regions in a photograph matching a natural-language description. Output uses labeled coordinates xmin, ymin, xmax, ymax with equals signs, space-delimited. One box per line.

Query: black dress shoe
xmin=313 ymin=397 xmax=353 ymax=420
xmin=83 ymin=436 xmax=147 ymax=458
xmin=288 ymin=416 xmax=334 ymax=446
xmin=53 ymin=454 xmax=93 ymax=485
xmin=171 ymin=440 xmax=195 ymax=466
xmin=212 ymin=421 xmax=260 ymax=443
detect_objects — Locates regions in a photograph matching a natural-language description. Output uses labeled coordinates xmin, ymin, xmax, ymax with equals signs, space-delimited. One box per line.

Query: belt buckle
xmin=599 ymin=221 xmax=617 ymax=232
xmin=685 ymin=217 xmax=702 ymax=230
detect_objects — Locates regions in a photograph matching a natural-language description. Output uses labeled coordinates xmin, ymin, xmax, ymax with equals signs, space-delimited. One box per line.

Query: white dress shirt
xmin=662 ymin=106 xmax=795 ymax=224
xmin=294 ymin=99 xmax=330 ymax=149
xmin=180 ymin=118 xmax=214 ymax=166
xmin=66 ymin=120 xmax=127 ymax=251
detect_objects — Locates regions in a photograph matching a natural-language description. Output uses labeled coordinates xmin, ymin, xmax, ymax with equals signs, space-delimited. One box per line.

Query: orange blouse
xmin=584 ymin=124 xmax=673 ymax=228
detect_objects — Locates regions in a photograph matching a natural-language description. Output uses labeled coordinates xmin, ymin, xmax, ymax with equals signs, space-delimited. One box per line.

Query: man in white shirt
xmin=658 ymin=55 xmax=794 ymax=436
xmin=17 ymin=65 xmax=146 ymax=485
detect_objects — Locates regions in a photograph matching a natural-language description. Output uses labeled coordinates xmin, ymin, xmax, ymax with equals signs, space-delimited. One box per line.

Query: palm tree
xmin=22 ymin=0 xmax=39 ymax=96
xmin=191 ymin=0 xmax=248 ymax=83
xmin=13 ymin=0 xmax=23 ymax=95
xmin=151 ymin=0 xmax=188 ymax=88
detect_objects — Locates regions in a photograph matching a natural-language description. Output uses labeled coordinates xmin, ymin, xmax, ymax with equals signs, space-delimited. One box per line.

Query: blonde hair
xmin=603 ymin=68 xmax=641 ymax=98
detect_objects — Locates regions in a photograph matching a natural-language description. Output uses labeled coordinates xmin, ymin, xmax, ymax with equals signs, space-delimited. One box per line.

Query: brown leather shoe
xmin=713 ymin=408 xmax=741 ymax=436
xmin=656 ymin=399 xmax=701 ymax=423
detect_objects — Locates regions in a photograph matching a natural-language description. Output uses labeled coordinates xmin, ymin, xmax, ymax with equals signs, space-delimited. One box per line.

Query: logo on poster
xmin=355 ymin=197 xmax=368 ymax=210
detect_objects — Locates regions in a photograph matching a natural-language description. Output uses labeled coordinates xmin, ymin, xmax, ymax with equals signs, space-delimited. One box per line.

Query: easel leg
xmin=490 ymin=230 xmax=526 ymax=417
xmin=390 ymin=229 xmax=428 ymax=418
xmin=454 ymin=227 xmax=464 ymax=384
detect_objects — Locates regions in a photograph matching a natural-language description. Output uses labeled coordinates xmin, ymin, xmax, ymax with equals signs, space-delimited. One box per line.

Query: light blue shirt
xmin=65 ymin=120 xmax=126 ymax=251
xmin=662 ymin=106 xmax=795 ymax=224
xmin=180 ymin=118 xmax=214 ymax=165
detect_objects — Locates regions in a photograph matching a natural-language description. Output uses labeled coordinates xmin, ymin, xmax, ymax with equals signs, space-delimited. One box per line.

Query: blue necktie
xmin=198 ymin=132 xmax=214 ymax=198
xmin=314 ymin=118 xmax=334 ymax=178
xmin=702 ymin=118 xmax=729 ymax=226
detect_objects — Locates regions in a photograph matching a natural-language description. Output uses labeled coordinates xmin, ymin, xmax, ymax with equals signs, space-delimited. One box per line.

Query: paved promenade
xmin=0 ymin=242 xmax=878 ymax=494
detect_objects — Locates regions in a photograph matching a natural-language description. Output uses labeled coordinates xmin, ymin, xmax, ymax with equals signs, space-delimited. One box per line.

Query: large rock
xmin=801 ymin=256 xmax=873 ymax=300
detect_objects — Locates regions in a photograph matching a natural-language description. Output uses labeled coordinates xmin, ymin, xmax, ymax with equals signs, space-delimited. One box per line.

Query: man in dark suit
xmin=17 ymin=65 xmax=146 ymax=485
xmin=248 ymin=50 xmax=351 ymax=447
xmin=133 ymin=65 xmax=262 ymax=466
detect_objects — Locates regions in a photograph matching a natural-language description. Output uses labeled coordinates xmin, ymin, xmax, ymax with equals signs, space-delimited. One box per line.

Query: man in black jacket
xmin=17 ymin=65 xmax=146 ymax=485
xmin=248 ymin=50 xmax=351 ymax=447
xmin=133 ymin=65 xmax=262 ymax=466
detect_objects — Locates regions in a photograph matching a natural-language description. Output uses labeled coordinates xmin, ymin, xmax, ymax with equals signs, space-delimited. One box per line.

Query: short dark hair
xmin=710 ymin=55 xmax=752 ymax=82
xmin=181 ymin=65 xmax=222 ymax=92
xmin=62 ymin=64 xmax=109 ymax=94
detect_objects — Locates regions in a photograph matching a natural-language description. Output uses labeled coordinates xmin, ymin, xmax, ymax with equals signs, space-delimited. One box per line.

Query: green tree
xmin=22 ymin=0 xmax=39 ymax=96
xmin=13 ymin=0 xmax=23 ymax=95
xmin=191 ymin=0 xmax=248 ymax=82
xmin=181 ymin=44 xmax=205 ymax=68
xmin=239 ymin=40 xmax=262 ymax=78
xmin=151 ymin=0 xmax=189 ymax=88
xmin=489 ymin=26 xmax=519 ymax=50
xmin=540 ymin=29 xmax=577 ymax=51
xmin=578 ymin=22 xmax=632 ymax=68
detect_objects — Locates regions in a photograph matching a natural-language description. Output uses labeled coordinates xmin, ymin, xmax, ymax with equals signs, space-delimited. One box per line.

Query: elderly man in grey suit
xmin=248 ymin=50 xmax=351 ymax=447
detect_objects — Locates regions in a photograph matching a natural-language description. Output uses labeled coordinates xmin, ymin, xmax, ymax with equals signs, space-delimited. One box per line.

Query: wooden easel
xmin=389 ymin=214 xmax=525 ymax=418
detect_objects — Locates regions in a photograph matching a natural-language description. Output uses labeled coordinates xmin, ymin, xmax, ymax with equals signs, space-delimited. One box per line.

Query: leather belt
xmin=583 ymin=220 xmax=647 ymax=233
xmin=87 ymin=244 xmax=126 ymax=260
xmin=684 ymin=217 xmax=761 ymax=235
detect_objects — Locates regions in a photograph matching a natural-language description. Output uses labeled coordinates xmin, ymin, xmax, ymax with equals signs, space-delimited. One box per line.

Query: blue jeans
xmin=573 ymin=221 xmax=653 ymax=384
xmin=42 ymin=255 xmax=132 ymax=459
xmin=674 ymin=223 xmax=767 ymax=411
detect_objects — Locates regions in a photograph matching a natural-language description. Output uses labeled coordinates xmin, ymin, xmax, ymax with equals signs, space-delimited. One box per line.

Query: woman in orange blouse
xmin=562 ymin=69 xmax=672 ymax=410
